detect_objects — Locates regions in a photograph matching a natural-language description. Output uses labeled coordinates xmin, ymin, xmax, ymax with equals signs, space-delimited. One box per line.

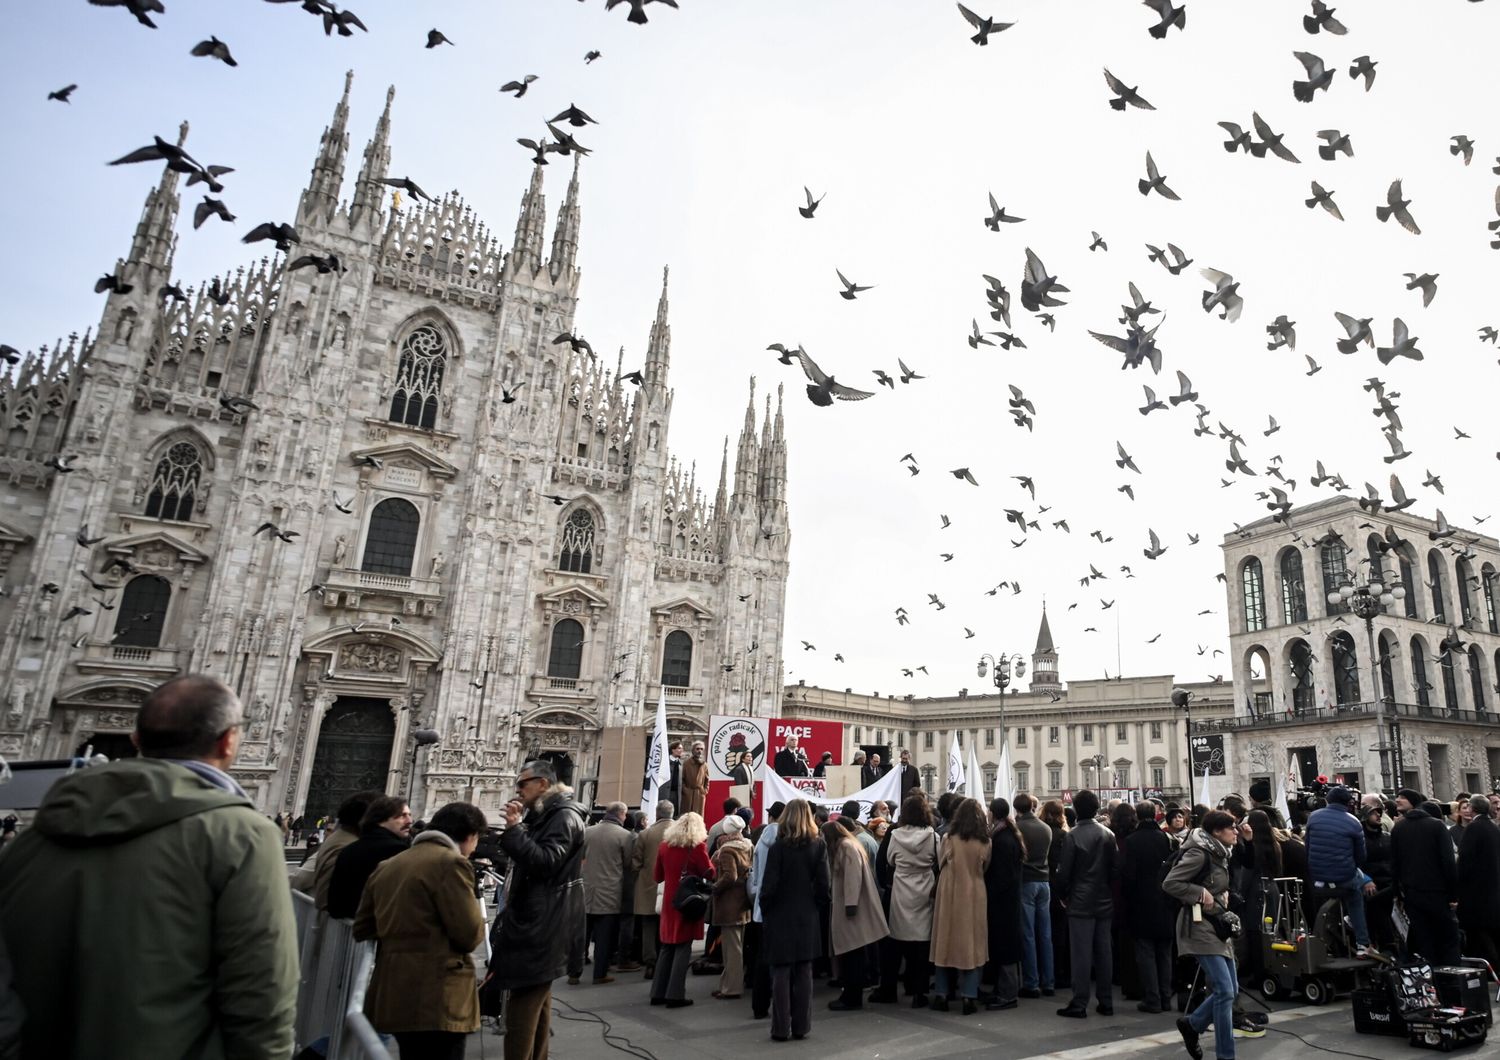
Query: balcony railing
xmin=527 ymin=674 xmax=594 ymax=699
xmin=323 ymin=567 xmax=442 ymax=598
xmin=1194 ymin=700 xmax=1492 ymax=732
xmin=76 ymin=641 xmax=183 ymax=673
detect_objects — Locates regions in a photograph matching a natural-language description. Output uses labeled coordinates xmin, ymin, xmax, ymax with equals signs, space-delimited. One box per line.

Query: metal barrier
xmin=291 ymin=888 xmax=387 ymax=1059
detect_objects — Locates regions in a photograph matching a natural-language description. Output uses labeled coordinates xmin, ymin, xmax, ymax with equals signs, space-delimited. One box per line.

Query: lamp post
xmin=1172 ymin=686 xmax=1193 ymax=797
xmin=1326 ymin=566 xmax=1406 ymax=793
xmin=978 ymin=653 xmax=1025 ymax=797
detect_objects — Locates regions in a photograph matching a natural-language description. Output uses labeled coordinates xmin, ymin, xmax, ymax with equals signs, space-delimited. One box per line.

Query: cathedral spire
xmin=732 ymin=377 xmax=759 ymax=509
xmin=764 ymin=383 xmax=788 ymax=506
xmin=714 ymin=437 xmax=729 ymax=521
xmin=509 ymin=161 xmax=548 ymax=274
xmin=643 ymin=266 xmax=671 ymax=389
xmin=1029 ymin=605 xmax=1061 ymax=693
xmin=299 ymin=70 xmax=353 ymax=225
xmin=349 ymin=84 xmax=394 ymax=227
xmin=126 ymin=120 xmax=187 ymax=275
xmin=548 ymin=154 xmax=582 ymax=282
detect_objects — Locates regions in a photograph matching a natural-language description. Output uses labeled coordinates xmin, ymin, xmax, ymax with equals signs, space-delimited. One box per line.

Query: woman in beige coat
xmin=710 ymin=814 xmax=753 ymax=1000
xmin=929 ymin=797 xmax=991 ymax=1014
xmin=354 ymin=802 xmax=487 ymax=1060
xmin=823 ymin=819 xmax=890 ymax=1011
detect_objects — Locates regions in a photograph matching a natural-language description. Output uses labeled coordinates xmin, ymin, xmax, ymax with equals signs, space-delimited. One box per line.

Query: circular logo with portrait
xmin=710 ymin=720 xmax=766 ymax=780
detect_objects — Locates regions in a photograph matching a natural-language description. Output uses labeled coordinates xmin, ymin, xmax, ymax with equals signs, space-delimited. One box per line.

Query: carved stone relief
xmin=337 ymin=643 xmax=402 ymax=674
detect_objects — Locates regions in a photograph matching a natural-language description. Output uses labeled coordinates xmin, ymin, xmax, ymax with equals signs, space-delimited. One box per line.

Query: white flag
xmin=1197 ymin=762 xmax=1212 ymax=807
xmin=1273 ymin=752 xmax=1297 ymax=825
xmin=996 ymin=738 xmax=1014 ymax=803
xmin=641 ymin=685 xmax=670 ymax=809
xmin=967 ymin=739 xmax=984 ymax=804
xmin=946 ymin=732 xmax=965 ymax=793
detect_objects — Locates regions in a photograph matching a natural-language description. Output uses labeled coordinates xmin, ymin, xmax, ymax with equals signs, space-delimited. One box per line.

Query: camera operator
xmin=1303 ymin=786 xmax=1380 ymax=959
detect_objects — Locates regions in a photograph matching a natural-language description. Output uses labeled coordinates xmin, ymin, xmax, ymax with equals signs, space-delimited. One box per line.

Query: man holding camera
xmin=1303 ymin=786 xmax=1379 ymax=959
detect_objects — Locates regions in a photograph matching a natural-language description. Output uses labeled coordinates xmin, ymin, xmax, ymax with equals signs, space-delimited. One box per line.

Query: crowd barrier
xmin=291 ymin=890 xmax=392 ymax=1060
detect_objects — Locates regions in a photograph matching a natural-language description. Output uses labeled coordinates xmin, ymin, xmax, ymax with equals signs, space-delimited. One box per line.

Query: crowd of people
xmin=2 ymin=675 xmax=1498 ymax=1060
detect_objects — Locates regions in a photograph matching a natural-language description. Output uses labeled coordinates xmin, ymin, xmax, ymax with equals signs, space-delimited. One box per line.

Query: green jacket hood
xmin=34 ymin=757 xmax=250 ymax=845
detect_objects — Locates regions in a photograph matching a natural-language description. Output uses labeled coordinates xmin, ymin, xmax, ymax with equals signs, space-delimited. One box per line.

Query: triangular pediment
xmin=350 ymin=441 xmax=457 ymax=479
xmin=105 ymin=529 xmax=209 ymax=564
xmin=537 ymin=582 xmax=610 ymax=607
xmin=652 ymin=597 xmax=715 ymax=621
xmin=0 ymin=519 xmax=32 ymax=545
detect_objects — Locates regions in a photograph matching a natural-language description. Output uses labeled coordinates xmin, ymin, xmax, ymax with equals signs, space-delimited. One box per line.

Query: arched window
xmin=661 ymin=630 xmax=693 ymax=687
xmin=547 ymin=618 xmax=584 ymax=679
xmin=1377 ymin=632 xmax=1396 ymax=702
xmin=1456 ymin=558 xmax=1475 ymax=628
xmin=1288 ymin=639 xmax=1315 ymax=714
xmin=1483 ymin=564 xmax=1499 ymax=634
xmin=1397 ymin=548 xmax=1418 ymax=618
xmin=144 ymin=441 xmax=203 ymax=521
xmin=1468 ymin=645 xmax=1486 ymax=716
xmin=1279 ymin=549 xmax=1307 ymax=626
xmin=113 ymin=575 xmax=170 ymax=647
xmin=361 ymin=498 xmax=420 ymax=576
xmin=1241 ymin=558 xmax=1266 ymax=632
xmin=1320 ymin=542 xmax=1348 ymax=616
xmin=558 ymin=509 xmax=595 ymax=573
xmin=1330 ymin=631 xmax=1360 ymax=705
xmin=387 ymin=324 xmax=447 ymax=429
xmin=1439 ymin=641 xmax=1460 ymax=715
xmin=1410 ymin=637 xmax=1431 ymax=709
xmin=1427 ymin=550 xmax=1448 ymax=622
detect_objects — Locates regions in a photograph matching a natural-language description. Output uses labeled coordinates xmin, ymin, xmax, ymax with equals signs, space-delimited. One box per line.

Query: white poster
xmin=706 ymin=714 xmax=770 ymax=782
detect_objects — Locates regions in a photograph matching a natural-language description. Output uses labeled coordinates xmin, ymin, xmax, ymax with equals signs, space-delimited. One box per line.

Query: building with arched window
xmin=0 ymin=78 xmax=792 ymax=823
xmin=1222 ymin=496 xmax=1500 ymax=801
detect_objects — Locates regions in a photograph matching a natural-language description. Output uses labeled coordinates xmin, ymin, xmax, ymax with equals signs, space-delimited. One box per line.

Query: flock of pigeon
xmin=21 ymin=2 xmax=1500 ymax=693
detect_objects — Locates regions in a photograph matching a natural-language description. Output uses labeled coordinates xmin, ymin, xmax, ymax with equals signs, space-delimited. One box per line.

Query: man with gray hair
xmin=581 ymin=801 xmax=635 ymax=984
xmin=493 ymin=760 xmax=586 ymax=1060
xmin=630 ymin=800 xmax=675 ymax=978
xmin=0 ymin=674 xmax=298 ymax=1059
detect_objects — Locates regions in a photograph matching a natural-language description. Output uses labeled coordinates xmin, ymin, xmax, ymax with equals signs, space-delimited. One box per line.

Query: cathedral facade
xmin=0 ymin=74 xmax=791 ymax=822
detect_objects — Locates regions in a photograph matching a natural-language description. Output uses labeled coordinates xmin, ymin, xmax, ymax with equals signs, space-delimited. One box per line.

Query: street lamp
xmin=977 ymin=653 xmax=1025 ymax=795
xmin=1326 ymin=566 xmax=1406 ymax=792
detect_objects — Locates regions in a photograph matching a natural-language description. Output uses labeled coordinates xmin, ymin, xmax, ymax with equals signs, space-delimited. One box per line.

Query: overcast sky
xmin=4 ymin=1 xmax=1497 ymax=697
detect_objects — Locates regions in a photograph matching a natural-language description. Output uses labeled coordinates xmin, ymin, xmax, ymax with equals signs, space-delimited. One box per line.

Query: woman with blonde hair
xmin=930 ymin=797 xmax=991 ymax=1015
xmin=822 ymin=819 xmax=889 ymax=1011
xmin=652 ymin=811 xmax=714 ymax=1008
xmin=760 ymin=800 xmax=831 ymax=1041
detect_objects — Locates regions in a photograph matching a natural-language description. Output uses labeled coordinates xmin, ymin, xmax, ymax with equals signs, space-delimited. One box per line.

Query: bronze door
xmin=304 ymin=697 xmax=395 ymax=823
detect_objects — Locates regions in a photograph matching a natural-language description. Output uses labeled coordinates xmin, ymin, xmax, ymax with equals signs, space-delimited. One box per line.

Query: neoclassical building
xmin=1211 ymin=495 xmax=1500 ymax=798
xmin=782 ymin=611 xmax=1241 ymax=802
xmin=0 ymin=74 xmax=790 ymax=821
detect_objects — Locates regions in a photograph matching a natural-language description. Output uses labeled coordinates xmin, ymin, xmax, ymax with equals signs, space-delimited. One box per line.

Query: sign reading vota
xmin=706 ymin=716 xmax=769 ymax=782
xmin=1190 ymin=733 xmax=1227 ymax=776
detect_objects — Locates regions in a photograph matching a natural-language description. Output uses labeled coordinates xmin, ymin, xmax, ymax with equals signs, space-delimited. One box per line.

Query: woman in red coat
xmin=652 ymin=811 xmax=714 ymax=1008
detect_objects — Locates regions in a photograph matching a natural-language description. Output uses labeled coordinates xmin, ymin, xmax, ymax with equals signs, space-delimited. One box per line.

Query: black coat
xmin=897 ymin=763 xmax=920 ymax=798
xmin=774 ymin=749 xmax=809 ymax=778
xmin=1359 ymin=823 xmax=1392 ymax=890
xmin=985 ymin=826 xmax=1024 ymax=964
xmin=1456 ymin=815 xmax=1500 ymax=930
xmin=1390 ymin=807 xmax=1459 ymax=905
xmin=1120 ymin=820 xmax=1175 ymax=941
xmin=326 ymin=825 xmax=409 ymax=919
xmin=759 ymin=837 xmax=831 ymax=965
xmin=494 ymin=791 xmax=587 ymax=989
xmin=1056 ymin=820 xmax=1117 ymax=919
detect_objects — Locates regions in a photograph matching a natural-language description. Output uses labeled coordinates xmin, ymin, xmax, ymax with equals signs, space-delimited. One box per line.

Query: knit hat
xmin=736 ymin=807 xmax=753 ymax=825
xmin=1326 ymin=785 xmax=1353 ymax=806
xmin=1396 ymin=787 xmax=1426 ymax=807
xmin=721 ymin=813 xmax=746 ymax=834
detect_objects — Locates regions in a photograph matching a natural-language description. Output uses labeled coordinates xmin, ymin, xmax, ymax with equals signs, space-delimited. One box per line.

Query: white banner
xmin=641 ymin=686 xmax=670 ymax=809
xmin=966 ymin=740 xmax=983 ymax=803
xmin=760 ymin=757 xmax=903 ymax=823
xmin=946 ymin=732 xmax=965 ymax=793
xmin=996 ymin=740 xmax=1014 ymax=803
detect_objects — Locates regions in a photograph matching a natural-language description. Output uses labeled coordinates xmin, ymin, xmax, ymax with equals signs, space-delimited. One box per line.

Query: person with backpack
xmin=1163 ymin=810 xmax=1244 ymax=1060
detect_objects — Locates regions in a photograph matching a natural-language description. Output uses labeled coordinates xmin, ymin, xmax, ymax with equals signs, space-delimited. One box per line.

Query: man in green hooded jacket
xmin=0 ymin=674 xmax=297 ymax=1060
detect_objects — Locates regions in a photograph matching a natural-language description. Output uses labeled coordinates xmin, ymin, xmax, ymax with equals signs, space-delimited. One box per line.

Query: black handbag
xmin=673 ymin=869 xmax=713 ymax=920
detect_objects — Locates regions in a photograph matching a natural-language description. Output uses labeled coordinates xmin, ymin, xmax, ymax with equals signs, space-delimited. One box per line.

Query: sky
xmin=3 ymin=0 xmax=1498 ymax=698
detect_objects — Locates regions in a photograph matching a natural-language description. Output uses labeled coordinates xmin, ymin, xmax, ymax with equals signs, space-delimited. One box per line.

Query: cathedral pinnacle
xmin=643 ymin=266 xmax=671 ymax=388
xmin=126 ymin=119 xmax=187 ymax=273
xmin=299 ymin=70 xmax=353 ymax=225
xmin=350 ymin=83 xmax=394 ymax=227
xmin=548 ymin=153 xmax=582 ymax=282
xmin=732 ymin=377 xmax=759 ymax=509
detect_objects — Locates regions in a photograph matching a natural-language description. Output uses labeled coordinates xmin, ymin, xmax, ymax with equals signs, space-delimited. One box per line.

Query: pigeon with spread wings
xmin=795 ymin=348 xmax=873 ymax=406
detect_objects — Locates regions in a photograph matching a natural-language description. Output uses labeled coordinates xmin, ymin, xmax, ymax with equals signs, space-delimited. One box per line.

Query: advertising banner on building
xmin=1190 ymin=733 xmax=1227 ymax=776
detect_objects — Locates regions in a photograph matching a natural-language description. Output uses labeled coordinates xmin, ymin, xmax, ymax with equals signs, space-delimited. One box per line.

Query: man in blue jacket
xmin=1303 ymin=786 xmax=1378 ymax=958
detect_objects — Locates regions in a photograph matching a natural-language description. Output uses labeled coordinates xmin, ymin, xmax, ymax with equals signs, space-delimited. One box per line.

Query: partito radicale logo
xmin=710 ymin=720 xmax=765 ymax=776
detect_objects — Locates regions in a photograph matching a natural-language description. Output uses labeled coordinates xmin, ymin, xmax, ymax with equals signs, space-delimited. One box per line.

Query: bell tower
xmin=1029 ymin=606 xmax=1061 ymax=692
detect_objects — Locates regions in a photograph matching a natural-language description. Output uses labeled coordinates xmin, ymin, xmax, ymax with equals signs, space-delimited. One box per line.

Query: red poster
xmin=767 ymin=718 xmax=844 ymax=776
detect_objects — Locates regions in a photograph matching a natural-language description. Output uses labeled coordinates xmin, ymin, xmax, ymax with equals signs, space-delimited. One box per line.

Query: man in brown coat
xmin=355 ymin=801 xmax=487 ymax=1060
xmin=630 ymin=800 xmax=675 ymax=976
xmin=680 ymin=742 xmax=709 ymax=817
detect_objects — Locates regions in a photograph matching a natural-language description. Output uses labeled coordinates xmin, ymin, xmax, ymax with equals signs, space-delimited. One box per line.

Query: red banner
xmin=767 ymin=718 xmax=844 ymax=776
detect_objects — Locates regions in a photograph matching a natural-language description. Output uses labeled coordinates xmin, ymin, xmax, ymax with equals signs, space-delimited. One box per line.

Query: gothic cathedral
xmin=0 ymin=74 xmax=791 ymax=820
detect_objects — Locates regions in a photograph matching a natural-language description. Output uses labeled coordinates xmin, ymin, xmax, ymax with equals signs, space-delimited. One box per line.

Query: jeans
xmin=1020 ymin=881 xmax=1054 ymax=990
xmin=1068 ymin=914 xmax=1112 ymax=1010
xmin=934 ymin=965 xmax=981 ymax=999
xmin=1320 ymin=877 xmax=1369 ymax=947
xmin=1186 ymin=954 xmax=1237 ymax=1060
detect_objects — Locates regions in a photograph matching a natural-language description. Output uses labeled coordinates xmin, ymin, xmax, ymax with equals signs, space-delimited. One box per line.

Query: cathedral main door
xmin=303 ymin=697 xmax=396 ymax=824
